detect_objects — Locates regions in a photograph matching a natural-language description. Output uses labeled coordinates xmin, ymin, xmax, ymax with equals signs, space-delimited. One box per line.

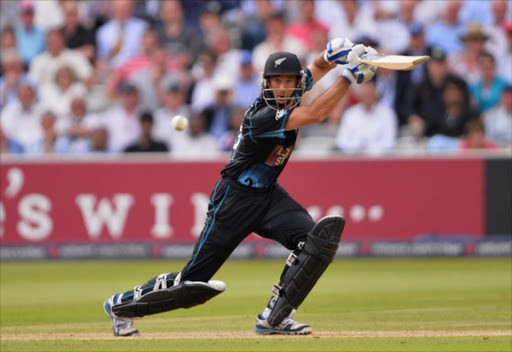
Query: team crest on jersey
xmin=275 ymin=109 xmax=286 ymax=120
xmin=274 ymin=57 xmax=287 ymax=67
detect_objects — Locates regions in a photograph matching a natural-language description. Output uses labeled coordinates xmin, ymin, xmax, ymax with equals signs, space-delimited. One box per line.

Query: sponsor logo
xmin=265 ymin=145 xmax=292 ymax=167
xmin=275 ymin=109 xmax=286 ymax=120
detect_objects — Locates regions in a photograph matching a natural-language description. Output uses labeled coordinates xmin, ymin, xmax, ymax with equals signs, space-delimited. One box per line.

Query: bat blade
xmin=358 ymin=54 xmax=431 ymax=71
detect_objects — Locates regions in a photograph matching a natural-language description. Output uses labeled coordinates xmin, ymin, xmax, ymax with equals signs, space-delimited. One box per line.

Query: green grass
xmin=1 ymin=258 xmax=511 ymax=351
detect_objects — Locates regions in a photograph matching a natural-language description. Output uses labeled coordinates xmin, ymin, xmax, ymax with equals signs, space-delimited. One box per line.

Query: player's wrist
xmin=320 ymin=50 xmax=335 ymax=66
xmin=322 ymin=50 xmax=333 ymax=64
xmin=341 ymin=69 xmax=355 ymax=84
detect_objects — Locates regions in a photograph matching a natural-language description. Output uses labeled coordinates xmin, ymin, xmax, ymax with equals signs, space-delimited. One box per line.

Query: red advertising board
xmin=0 ymin=157 xmax=485 ymax=245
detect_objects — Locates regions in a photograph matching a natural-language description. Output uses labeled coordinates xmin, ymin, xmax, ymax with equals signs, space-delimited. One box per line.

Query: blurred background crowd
xmin=0 ymin=0 xmax=511 ymax=158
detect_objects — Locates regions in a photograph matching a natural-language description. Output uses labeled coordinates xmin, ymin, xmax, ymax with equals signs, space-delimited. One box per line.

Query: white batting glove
xmin=324 ymin=37 xmax=355 ymax=65
xmin=341 ymin=45 xmax=378 ymax=84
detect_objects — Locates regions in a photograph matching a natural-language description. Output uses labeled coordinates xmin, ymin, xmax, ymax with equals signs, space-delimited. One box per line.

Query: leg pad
xmin=112 ymin=280 xmax=226 ymax=318
xmin=267 ymin=216 xmax=345 ymax=326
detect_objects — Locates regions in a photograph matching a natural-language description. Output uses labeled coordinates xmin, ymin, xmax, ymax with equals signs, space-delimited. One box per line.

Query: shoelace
xmin=278 ymin=316 xmax=294 ymax=328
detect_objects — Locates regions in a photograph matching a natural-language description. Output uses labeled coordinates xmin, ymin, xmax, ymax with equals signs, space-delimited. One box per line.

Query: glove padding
xmin=341 ymin=45 xmax=378 ymax=84
xmin=324 ymin=37 xmax=354 ymax=65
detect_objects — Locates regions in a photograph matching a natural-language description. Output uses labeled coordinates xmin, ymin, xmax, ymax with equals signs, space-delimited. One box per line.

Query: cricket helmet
xmin=261 ymin=52 xmax=306 ymax=110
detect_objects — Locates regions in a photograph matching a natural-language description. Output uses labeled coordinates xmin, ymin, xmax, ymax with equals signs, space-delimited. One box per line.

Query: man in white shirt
xmin=29 ymin=28 xmax=94 ymax=87
xmin=153 ymin=82 xmax=191 ymax=149
xmin=252 ymin=12 xmax=306 ymax=72
xmin=55 ymin=96 xmax=101 ymax=154
xmin=96 ymin=0 xmax=148 ymax=70
xmin=99 ymin=82 xmax=141 ymax=153
xmin=335 ymin=77 xmax=398 ymax=155
xmin=0 ymin=82 xmax=44 ymax=154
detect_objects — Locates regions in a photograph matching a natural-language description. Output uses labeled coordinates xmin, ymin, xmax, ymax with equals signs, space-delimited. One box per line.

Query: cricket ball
xmin=172 ymin=115 xmax=188 ymax=131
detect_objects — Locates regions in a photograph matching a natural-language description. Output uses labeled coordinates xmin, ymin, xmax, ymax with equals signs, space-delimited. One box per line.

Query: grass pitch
xmin=1 ymin=258 xmax=511 ymax=351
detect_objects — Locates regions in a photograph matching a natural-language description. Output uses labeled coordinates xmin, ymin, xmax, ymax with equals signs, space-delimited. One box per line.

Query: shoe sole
xmin=254 ymin=326 xmax=313 ymax=335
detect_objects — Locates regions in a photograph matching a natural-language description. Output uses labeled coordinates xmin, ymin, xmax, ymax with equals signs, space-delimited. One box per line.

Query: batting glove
xmin=341 ymin=45 xmax=378 ymax=84
xmin=324 ymin=37 xmax=355 ymax=65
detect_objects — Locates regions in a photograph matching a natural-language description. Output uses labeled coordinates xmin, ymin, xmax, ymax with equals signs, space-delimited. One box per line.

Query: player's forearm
xmin=286 ymin=77 xmax=351 ymax=130
xmin=308 ymin=50 xmax=336 ymax=83
xmin=309 ymin=77 xmax=351 ymax=120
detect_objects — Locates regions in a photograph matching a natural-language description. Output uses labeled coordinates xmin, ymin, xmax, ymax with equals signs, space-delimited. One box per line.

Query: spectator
xmin=426 ymin=0 xmax=465 ymax=56
xmin=0 ymin=0 xmax=20 ymax=31
xmin=89 ymin=126 xmax=109 ymax=153
xmin=96 ymin=0 xmax=148 ymax=70
xmin=0 ymin=82 xmax=43 ymax=154
xmin=498 ymin=20 xmax=512 ymax=84
xmin=413 ymin=0 xmax=445 ymax=27
xmin=459 ymin=0 xmax=494 ymax=26
xmin=234 ymin=50 xmax=261 ymax=109
xmin=328 ymin=0 xmax=377 ymax=51
xmin=170 ymin=110 xmax=220 ymax=158
xmin=313 ymin=0 xmax=345 ymax=30
xmin=375 ymin=65 xmax=397 ymax=112
xmin=104 ymin=29 xmax=180 ymax=97
xmin=408 ymin=47 xmax=471 ymax=138
xmin=375 ymin=0 xmax=417 ymax=54
xmin=132 ymin=0 xmax=161 ymax=26
xmin=484 ymin=0 xmax=510 ymax=60
xmin=431 ymin=76 xmax=478 ymax=140
xmin=286 ymin=0 xmax=329 ymax=53
xmin=207 ymin=26 xmax=241 ymax=81
xmin=0 ymin=50 xmax=33 ymax=108
xmin=198 ymin=1 xmax=223 ymax=37
xmin=394 ymin=23 xmax=431 ymax=126
xmin=1 ymin=25 xmax=17 ymax=52
xmin=37 ymin=111 xmax=61 ymax=155
xmin=181 ymin=0 xmax=220 ymax=32
xmin=459 ymin=119 xmax=497 ymax=150
xmin=132 ymin=48 xmax=180 ymax=112
xmin=470 ymin=52 xmax=509 ymax=115
xmin=482 ymin=85 xmax=512 ymax=148
xmin=372 ymin=0 xmax=401 ymax=21
xmin=239 ymin=0 xmax=275 ymax=51
xmin=0 ymin=127 xmax=7 ymax=154
xmin=85 ymin=1 xmax=114 ymax=38
xmin=100 ymin=82 xmax=142 ymax=153
xmin=29 ymin=28 xmax=95 ymax=88
xmin=39 ymin=65 xmax=87 ymax=118
xmin=14 ymin=1 xmax=46 ymax=67
xmin=33 ymin=0 xmax=64 ymax=31
xmin=190 ymin=49 xmax=218 ymax=112
xmin=55 ymin=95 xmax=101 ymax=154
xmin=335 ymin=77 xmax=397 ymax=155
xmin=154 ymin=82 xmax=191 ymax=148
xmin=61 ymin=0 xmax=97 ymax=63
xmin=252 ymin=12 xmax=306 ymax=72
xmin=219 ymin=105 xmax=245 ymax=151
xmin=203 ymin=74 xmax=236 ymax=140
xmin=124 ymin=112 xmax=169 ymax=153
xmin=449 ymin=22 xmax=490 ymax=85
xmin=152 ymin=0 xmax=203 ymax=70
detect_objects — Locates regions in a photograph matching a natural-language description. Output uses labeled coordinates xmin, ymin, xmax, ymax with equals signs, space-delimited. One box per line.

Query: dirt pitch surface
xmin=2 ymin=330 xmax=510 ymax=340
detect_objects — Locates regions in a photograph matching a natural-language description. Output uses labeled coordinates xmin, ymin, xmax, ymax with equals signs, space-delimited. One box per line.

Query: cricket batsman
xmin=103 ymin=37 xmax=377 ymax=336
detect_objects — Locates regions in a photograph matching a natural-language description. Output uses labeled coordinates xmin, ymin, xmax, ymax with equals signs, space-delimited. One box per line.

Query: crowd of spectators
xmin=1 ymin=0 xmax=511 ymax=158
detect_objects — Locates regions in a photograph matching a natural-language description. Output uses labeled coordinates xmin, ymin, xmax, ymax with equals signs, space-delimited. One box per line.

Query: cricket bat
xmin=358 ymin=54 xmax=431 ymax=71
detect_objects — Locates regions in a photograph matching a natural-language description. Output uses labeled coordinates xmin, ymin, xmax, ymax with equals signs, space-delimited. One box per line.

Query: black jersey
xmin=221 ymin=69 xmax=313 ymax=188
